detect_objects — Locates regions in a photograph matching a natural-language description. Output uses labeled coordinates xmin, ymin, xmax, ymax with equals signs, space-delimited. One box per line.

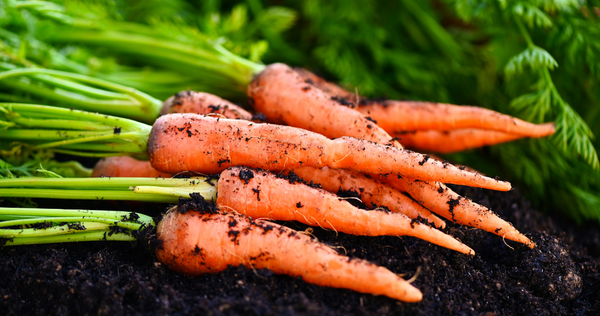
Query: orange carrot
xmin=92 ymin=156 xmax=173 ymax=178
xmin=217 ymin=166 xmax=473 ymax=254
xmin=148 ymin=114 xmax=511 ymax=191
xmin=357 ymin=100 xmax=556 ymax=138
xmin=248 ymin=63 xmax=401 ymax=147
xmin=374 ymin=176 xmax=535 ymax=248
xmin=162 ymin=90 xmax=254 ymax=120
xmin=290 ymin=166 xmax=446 ymax=229
xmin=156 ymin=206 xmax=423 ymax=302
xmin=396 ymin=129 xmax=525 ymax=153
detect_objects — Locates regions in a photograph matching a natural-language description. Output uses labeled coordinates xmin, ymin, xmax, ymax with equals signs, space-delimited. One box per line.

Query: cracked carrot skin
xmin=248 ymin=63 xmax=401 ymax=148
xmin=162 ymin=90 xmax=254 ymax=120
xmin=290 ymin=166 xmax=446 ymax=229
xmin=396 ymin=129 xmax=525 ymax=154
xmin=92 ymin=156 xmax=173 ymax=178
xmin=217 ymin=167 xmax=473 ymax=255
xmin=357 ymin=100 xmax=556 ymax=138
xmin=156 ymin=207 xmax=423 ymax=302
xmin=375 ymin=176 xmax=535 ymax=248
xmin=147 ymin=114 xmax=510 ymax=191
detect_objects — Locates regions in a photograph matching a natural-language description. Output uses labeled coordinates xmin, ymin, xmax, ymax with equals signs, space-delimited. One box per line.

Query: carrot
xmin=356 ymin=100 xmax=556 ymax=138
xmin=217 ymin=166 xmax=473 ymax=255
xmin=147 ymin=114 xmax=511 ymax=191
xmin=374 ymin=176 xmax=535 ymax=248
xmin=247 ymin=63 xmax=402 ymax=147
xmin=290 ymin=166 xmax=446 ymax=229
xmin=396 ymin=129 xmax=525 ymax=153
xmin=162 ymin=90 xmax=254 ymax=120
xmin=92 ymin=156 xmax=173 ymax=178
xmin=156 ymin=206 xmax=423 ymax=302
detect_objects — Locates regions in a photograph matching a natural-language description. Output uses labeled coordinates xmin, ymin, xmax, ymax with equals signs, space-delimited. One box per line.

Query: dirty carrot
xmin=290 ymin=166 xmax=446 ymax=229
xmin=247 ymin=63 xmax=401 ymax=147
xmin=148 ymin=113 xmax=511 ymax=191
xmin=161 ymin=90 xmax=255 ymax=120
xmin=217 ymin=167 xmax=472 ymax=254
xmin=396 ymin=129 xmax=525 ymax=153
xmin=156 ymin=206 xmax=423 ymax=302
xmin=0 ymin=203 xmax=421 ymax=302
xmin=375 ymin=176 xmax=535 ymax=248
xmin=356 ymin=100 xmax=556 ymax=138
xmin=92 ymin=156 xmax=173 ymax=178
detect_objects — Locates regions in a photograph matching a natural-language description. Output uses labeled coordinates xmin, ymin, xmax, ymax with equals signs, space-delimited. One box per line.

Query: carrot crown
xmin=0 ymin=103 xmax=151 ymax=158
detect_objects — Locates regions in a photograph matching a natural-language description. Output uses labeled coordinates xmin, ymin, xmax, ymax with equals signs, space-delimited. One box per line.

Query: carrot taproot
xmin=373 ymin=176 xmax=535 ymax=248
xmin=289 ymin=68 xmax=555 ymax=139
xmin=217 ymin=166 xmax=473 ymax=254
xmin=356 ymin=100 xmax=556 ymax=138
xmin=396 ymin=129 xmax=525 ymax=153
xmin=156 ymin=206 xmax=423 ymax=302
xmin=162 ymin=90 xmax=254 ymax=120
xmin=290 ymin=166 xmax=446 ymax=229
xmin=147 ymin=114 xmax=511 ymax=191
xmin=248 ymin=63 xmax=401 ymax=147
xmin=92 ymin=156 xmax=173 ymax=178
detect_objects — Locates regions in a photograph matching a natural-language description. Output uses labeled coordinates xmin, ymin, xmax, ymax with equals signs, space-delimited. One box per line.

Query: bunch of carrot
xmin=0 ymin=60 xmax=555 ymax=303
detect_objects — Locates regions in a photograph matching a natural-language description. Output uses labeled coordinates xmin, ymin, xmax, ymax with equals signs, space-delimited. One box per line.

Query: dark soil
xmin=1 ymin=185 xmax=599 ymax=315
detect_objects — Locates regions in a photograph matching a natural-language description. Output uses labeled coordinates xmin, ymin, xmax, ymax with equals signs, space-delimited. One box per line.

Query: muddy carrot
xmin=161 ymin=90 xmax=255 ymax=120
xmin=156 ymin=207 xmax=423 ymax=302
xmin=290 ymin=166 xmax=446 ymax=229
xmin=247 ymin=63 xmax=401 ymax=147
xmin=92 ymin=156 xmax=173 ymax=178
xmin=216 ymin=167 xmax=473 ymax=255
xmin=148 ymin=114 xmax=511 ymax=191
xmin=375 ymin=176 xmax=535 ymax=248
xmin=357 ymin=100 xmax=556 ymax=138
xmin=396 ymin=129 xmax=525 ymax=153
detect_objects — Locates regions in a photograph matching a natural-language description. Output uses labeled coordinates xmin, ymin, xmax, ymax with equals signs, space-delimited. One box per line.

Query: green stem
xmin=0 ymin=177 xmax=218 ymax=203
xmin=0 ymin=68 xmax=162 ymax=123
xmin=3 ymin=231 xmax=137 ymax=245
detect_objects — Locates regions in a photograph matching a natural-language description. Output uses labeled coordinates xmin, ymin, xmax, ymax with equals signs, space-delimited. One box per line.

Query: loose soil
xmin=1 ymin=185 xmax=599 ymax=315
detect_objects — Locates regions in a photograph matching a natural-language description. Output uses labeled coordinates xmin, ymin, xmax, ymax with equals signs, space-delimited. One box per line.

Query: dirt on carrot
xmin=155 ymin=203 xmax=423 ymax=302
xmin=289 ymin=166 xmax=446 ymax=229
xmin=248 ymin=63 xmax=401 ymax=148
xmin=147 ymin=114 xmax=510 ymax=191
xmin=162 ymin=90 xmax=255 ymax=120
xmin=217 ymin=166 xmax=473 ymax=255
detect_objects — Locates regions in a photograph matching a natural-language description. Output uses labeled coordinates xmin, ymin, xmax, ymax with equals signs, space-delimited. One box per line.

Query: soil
xmin=1 ymin=184 xmax=599 ymax=315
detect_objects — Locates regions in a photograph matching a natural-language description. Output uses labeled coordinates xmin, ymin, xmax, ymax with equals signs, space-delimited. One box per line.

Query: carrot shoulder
xmin=248 ymin=63 xmax=400 ymax=147
xmin=396 ymin=129 xmax=526 ymax=153
xmin=290 ymin=166 xmax=446 ymax=229
xmin=92 ymin=156 xmax=173 ymax=178
xmin=148 ymin=114 xmax=511 ymax=191
xmin=357 ymin=100 xmax=556 ymax=138
xmin=162 ymin=90 xmax=254 ymax=120
xmin=156 ymin=206 xmax=423 ymax=302
xmin=217 ymin=167 xmax=473 ymax=255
